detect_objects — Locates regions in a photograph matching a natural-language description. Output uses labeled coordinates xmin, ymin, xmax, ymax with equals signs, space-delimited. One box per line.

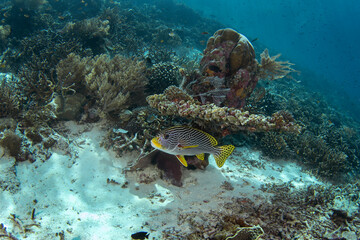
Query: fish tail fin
xmin=214 ymin=145 xmax=235 ymax=168
xmin=146 ymin=233 xmax=150 ymax=239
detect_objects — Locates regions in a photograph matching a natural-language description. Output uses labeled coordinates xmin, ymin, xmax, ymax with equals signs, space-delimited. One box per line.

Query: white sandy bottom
xmin=0 ymin=123 xmax=321 ymax=239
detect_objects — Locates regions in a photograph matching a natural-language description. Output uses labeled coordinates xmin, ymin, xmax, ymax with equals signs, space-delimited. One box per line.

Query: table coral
xmin=147 ymin=86 xmax=301 ymax=133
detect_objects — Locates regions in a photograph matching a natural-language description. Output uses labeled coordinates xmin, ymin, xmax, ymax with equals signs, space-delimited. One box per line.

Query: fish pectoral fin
xmin=196 ymin=153 xmax=205 ymax=160
xmin=176 ymin=155 xmax=188 ymax=167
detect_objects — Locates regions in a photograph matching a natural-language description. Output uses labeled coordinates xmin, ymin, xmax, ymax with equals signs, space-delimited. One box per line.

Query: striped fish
xmin=151 ymin=126 xmax=235 ymax=168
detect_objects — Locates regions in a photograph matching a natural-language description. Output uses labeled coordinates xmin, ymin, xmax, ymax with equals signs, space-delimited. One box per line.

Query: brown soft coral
xmin=257 ymin=49 xmax=297 ymax=80
xmin=57 ymin=53 xmax=148 ymax=117
xmin=84 ymin=54 xmax=147 ymax=115
xmin=56 ymin=53 xmax=91 ymax=94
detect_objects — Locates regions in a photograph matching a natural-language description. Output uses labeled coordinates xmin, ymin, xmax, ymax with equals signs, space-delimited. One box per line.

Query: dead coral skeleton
xmin=224 ymin=225 xmax=264 ymax=240
xmin=0 ymin=223 xmax=18 ymax=240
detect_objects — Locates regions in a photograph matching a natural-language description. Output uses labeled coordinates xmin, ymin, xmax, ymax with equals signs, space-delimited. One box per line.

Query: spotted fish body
xmin=151 ymin=126 xmax=235 ymax=168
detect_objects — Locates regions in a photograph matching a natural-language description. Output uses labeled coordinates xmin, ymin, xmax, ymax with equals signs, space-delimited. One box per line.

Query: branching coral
xmin=61 ymin=17 xmax=110 ymax=53
xmin=5 ymin=30 xmax=85 ymax=74
xmin=147 ymin=86 xmax=301 ymax=133
xmin=16 ymin=65 xmax=55 ymax=107
xmin=0 ymin=75 xmax=19 ymax=118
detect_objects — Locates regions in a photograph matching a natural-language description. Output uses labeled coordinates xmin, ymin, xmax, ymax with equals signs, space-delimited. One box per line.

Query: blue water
xmin=179 ymin=0 xmax=360 ymax=117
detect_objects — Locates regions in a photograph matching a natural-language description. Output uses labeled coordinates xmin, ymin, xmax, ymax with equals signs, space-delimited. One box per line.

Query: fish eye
xmin=164 ymin=134 xmax=170 ymax=139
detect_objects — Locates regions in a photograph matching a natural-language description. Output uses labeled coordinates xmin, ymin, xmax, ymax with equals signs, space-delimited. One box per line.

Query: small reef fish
xmin=168 ymin=31 xmax=175 ymax=37
xmin=201 ymin=31 xmax=209 ymax=35
xmin=151 ymin=126 xmax=235 ymax=168
xmin=131 ymin=231 xmax=150 ymax=239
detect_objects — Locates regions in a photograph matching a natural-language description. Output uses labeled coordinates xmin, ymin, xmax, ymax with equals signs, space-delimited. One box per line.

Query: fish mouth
xmin=151 ymin=137 xmax=163 ymax=149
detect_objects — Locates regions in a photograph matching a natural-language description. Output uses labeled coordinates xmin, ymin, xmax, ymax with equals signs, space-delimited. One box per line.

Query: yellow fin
xmin=176 ymin=155 xmax=188 ymax=167
xmin=196 ymin=153 xmax=205 ymax=160
xmin=181 ymin=145 xmax=199 ymax=149
xmin=214 ymin=145 xmax=235 ymax=168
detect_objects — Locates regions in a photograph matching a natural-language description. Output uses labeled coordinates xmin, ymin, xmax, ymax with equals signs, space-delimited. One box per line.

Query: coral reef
xmin=242 ymin=79 xmax=360 ymax=181
xmin=56 ymin=53 xmax=148 ymax=117
xmin=161 ymin=181 xmax=360 ymax=239
xmin=4 ymin=30 xmax=86 ymax=74
xmin=146 ymin=62 xmax=181 ymax=94
xmin=147 ymin=86 xmax=301 ymax=133
xmin=180 ymin=28 xmax=296 ymax=109
xmin=259 ymin=132 xmax=289 ymax=158
xmin=151 ymin=27 xmax=182 ymax=47
xmin=84 ymin=54 xmax=147 ymax=116
xmin=61 ymin=17 xmax=110 ymax=54
xmin=16 ymin=64 xmax=56 ymax=107
xmin=0 ymin=75 xmax=19 ymax=118
xmin=0 ymin=25 xmax=11 ymax=42
xmin=12 ymin=0 xmax=47 ymax=10
xmin=55 ymin=53 xmax=90 ymax=95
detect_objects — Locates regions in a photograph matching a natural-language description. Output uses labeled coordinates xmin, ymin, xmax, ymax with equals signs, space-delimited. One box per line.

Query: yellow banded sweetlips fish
xmin=151 ymin=126 xmax=235 ymax=168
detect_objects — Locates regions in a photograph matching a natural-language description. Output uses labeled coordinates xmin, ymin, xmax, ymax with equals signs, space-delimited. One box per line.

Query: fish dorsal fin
xmin=196 ymin=153 xmax=205 ymax=160
xmin=183 ymin=126 xmax=218 ymax=146
xmin=202 ymin=131 xmax=218 ymax=146
xmin=193 ymin=128 xmax=217 ymax=146
xmin=176 ymin=155 xmax=188 ymax=167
